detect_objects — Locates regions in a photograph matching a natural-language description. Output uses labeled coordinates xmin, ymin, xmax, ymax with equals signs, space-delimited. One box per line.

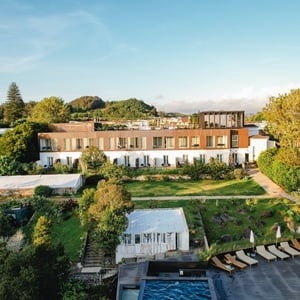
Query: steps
xmin=82 ymin=234 xmax=115 ymax=267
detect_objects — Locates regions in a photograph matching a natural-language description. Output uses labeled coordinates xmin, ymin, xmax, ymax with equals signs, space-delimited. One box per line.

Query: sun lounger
xmin=279 ymin=242 xmax=300 ymax=258
xmin=291 ymin=239 xmax=300 ymax=251
xmin=224 ymin=253 xmax=247 ymax=270
xmin=235 ymin=250 xmax=258 ymax=266
xmin=256 ymin=245 xmax=276 ymax=262
xmin=267 ymin=245 xmax=289 ymax=260
xmin=211 ymin=256 xmax=234 ymax=274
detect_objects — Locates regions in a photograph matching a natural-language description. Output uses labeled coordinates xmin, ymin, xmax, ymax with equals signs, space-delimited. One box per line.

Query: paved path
xmin=249 ymin=168 xmax=299 ymax=203
xmin=132 ymin=168 xmax=300 ymax=203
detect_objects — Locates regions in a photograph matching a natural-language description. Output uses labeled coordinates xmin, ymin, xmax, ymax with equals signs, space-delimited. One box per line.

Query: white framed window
xmin=129 ymin=137 xmax=138 ymax=148
xmin=216 ymin=136 xmax=227 ymax=148
xmin=109 ymin=137 xmax=115 ymax=150
xmin=165 ymin=137 xmax=174 ymax=148
xmin=64 ymin=138 xmax=71 ymax=151
xmin=118 ymin=137 xmax=126 ymax=149
xmin=141 ymin=137 xmax=147 ymax=149
xmin=178 ymin=136 xmax=188 ymax=148
xmin=47 ymin=157 xmax=53 ymax=167
xmin=98 ymin=138 xmax=104 ymax=150
xmin=124 ymin=155 xmax=130 ymax=167
xmin=231 ymin=134 xmax=239 ymax=148
xmin=206 ymin=136 xmax=214 ymax=147
xmin=153 ymin=137 xmax=163 ymax=148
xmin=199 ymin=154 xmax=206 ymax=164
xmin=143 ymin=155 xmax=149 ymax=166
xmin=216 ymin=154 xmax=223 ymax=162
xmin=191 ymin=136 xmax=200 ymax=147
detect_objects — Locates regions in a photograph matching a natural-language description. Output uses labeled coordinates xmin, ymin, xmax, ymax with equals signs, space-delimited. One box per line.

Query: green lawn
xmin=51 ymin=213 xmax=84 ymax=262
xmin=126 ymin=179 xmax=265 ymax=197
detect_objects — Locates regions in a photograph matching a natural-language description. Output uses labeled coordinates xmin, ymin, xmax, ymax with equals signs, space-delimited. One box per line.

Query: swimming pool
xmin=138 ymin=278 xmax=216 ymax=300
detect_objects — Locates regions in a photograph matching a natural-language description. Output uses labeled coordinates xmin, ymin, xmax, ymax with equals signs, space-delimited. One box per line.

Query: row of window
xmin=40 ymin=135 xmax=239 ymax=151
xmin=45 ymin=153 xmax=225 ymax=168
xmin=122 ymin=233 xmax=173 ymax=245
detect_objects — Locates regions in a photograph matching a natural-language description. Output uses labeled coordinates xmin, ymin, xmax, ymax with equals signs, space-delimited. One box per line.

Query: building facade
xmin=38 ymin=111 xmax=264 ymax=168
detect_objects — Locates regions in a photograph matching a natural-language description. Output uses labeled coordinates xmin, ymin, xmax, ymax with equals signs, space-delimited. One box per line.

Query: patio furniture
xmin=224 ymin=253 xmax=247 ymax=270
xmin=256 ymin=245 xmax=276 ymax=262
xmin=291 ymin=239 xmax=300 ymax=251
xmin=267 ymin=245 xmax=289 ymax=260
xmin=235 ymin=250 xmax=258 ymax=266
xmin=279 ymin=242 xmax=300 ymax=258
xmin=210 ymin=256 xmax=234 ymax=274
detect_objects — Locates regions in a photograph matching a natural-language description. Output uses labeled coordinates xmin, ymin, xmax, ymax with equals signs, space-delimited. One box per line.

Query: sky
xmin=1 ymin=0 xmax=300 ymax=114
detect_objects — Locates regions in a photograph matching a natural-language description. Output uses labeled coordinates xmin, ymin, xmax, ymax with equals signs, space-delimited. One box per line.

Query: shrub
xmin=233 ymin=168 xmax=244 ymax=180
xmin=34 ymin=185 xmax=53 ymax=197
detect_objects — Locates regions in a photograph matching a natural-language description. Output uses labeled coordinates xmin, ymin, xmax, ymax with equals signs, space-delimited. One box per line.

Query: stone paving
xmin=208 ymin=254 xmax=300 ymax=299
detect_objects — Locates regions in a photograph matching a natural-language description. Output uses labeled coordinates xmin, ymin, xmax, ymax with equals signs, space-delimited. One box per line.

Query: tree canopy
xmin=263 ymin=89 xmax=300 ymax=148
xmin=69 ymin=96 xmax=105 ymax=112
xmin=33 ymin=216 xmax=52 ymax=247
xmin=3 ymin=82 xmax=25 ymax=124
xmin=0 ymin=243 xmax=69 ymax=300
xmin=80 ymin=146 xmax=107 ymax=174
xmin=29 ymin=96 xmax=71 ymax=123
xmin=0 ymin=121 xmax=47 ymax=162
xmin=79 ymin=180 xmax=134 ymax=254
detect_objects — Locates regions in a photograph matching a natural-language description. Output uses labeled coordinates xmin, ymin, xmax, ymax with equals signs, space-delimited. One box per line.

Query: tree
xmin=87 ymin=180 xmax=134 ymax=254
xmin=78 ymin=188 xmax=96 ymax=229
xmin=80 ymin=146 xmax=107 ymax=174
xmin=3 ymin=82 xmax=25 ymax=124
xmin=0 ymin=210 xmax=17 ymax=237
xmin=98 ymin=161 xmax=127 ymax=180
xmin=29 ymin=96 xmax=71 ymax=123
xmin=33 ymin=216 xmax=52 ymax=247
xmin=0 ymin=121 xmax=47 ymax=162
xmin=0 ymin=244 xmax=69 ymax=300
xmin=0 ymin=155 xmax=22 ymax=175
xmin=263 ymin=89 xmax=300 ymax=148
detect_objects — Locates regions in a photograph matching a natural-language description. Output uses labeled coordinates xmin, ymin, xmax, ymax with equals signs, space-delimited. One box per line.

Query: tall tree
xmin=4 ymin=82 xmax=25 ymax=123
xmin=29 ymin=96 xmax=71 ymax=123
xmin=87 ymin=180 xmax=134 ymax=254
xmin=0 ymin=121 xmax=47 ymax=162
xmin=80 ymin=146 xmax=107 ymax=174
xmin=33 ymin=216 xmax=52 ymax=247
xmin=263 ymin=89 xmax=300 ymax=148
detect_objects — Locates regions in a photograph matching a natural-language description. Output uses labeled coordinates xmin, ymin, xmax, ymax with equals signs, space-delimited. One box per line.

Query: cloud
xmin=0 ymin=7 xmax=113 ymax=73
xmin=0 ymin=55 xmax=44 ymax=73
xmin=153 ymin=83 xmax=300 ymax=114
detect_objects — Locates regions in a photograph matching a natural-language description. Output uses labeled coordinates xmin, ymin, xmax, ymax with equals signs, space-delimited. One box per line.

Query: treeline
xmin=0 ymin=83 xmax=158 ymax=127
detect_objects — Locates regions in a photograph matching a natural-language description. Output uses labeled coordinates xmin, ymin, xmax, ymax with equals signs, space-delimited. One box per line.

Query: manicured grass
xmin=126 ymin=179 xmax=265 ymax=197
xmin=51 ymin=213 xmax=84 ymax=262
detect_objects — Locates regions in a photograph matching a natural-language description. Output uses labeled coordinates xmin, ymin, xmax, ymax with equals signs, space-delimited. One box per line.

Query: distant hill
xmin=70 ymin=97 xmax=158 ymax=120
xmin=69 ymin=96 xmax=105 ymax=112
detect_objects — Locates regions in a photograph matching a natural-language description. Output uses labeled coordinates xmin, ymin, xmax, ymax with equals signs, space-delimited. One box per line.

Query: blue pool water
xmin=139 ymin=280 xmax=211 ymax=300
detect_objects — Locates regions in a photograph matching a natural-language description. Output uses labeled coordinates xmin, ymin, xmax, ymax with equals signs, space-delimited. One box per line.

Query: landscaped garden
xmin=134 ymin=197 xmax=300 ymax=255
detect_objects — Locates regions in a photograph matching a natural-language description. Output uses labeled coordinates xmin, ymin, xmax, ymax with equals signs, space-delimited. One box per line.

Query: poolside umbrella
xmin=250 ymin=230 xmax=255 ymax=251
xmin=276 ymin=226 xmax=281 ymax=246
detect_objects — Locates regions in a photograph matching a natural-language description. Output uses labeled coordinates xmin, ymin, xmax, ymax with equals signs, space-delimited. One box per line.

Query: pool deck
xmin=208 ymin=254 xmax=300 ymax=299
xmin=117 ymin=253 xmax=300 ymax=299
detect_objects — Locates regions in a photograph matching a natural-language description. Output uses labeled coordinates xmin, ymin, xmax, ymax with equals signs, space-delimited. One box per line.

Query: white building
xmin=115 ymin=208 xmax=189 ymax=263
